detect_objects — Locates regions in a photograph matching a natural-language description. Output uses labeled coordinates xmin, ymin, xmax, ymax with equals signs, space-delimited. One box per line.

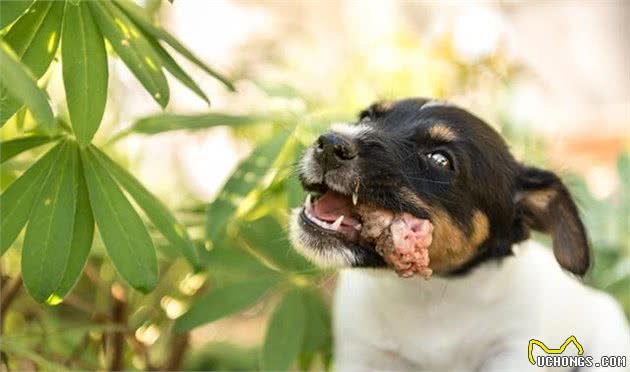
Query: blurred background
xmin=1 ymin=0 xmax=628 ymax=370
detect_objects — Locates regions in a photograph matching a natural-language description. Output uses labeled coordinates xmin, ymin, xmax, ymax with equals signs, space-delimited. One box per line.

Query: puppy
xmin=289 ymin=98 xmax=630 ymax=371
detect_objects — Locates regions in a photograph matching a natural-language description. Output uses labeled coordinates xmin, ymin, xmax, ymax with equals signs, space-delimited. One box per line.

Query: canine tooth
xmin=352 ymin=192 xmax=358 ymax=206
xmin=331 ymin=215 xmax=344 ymax=230
xmin=305 ymin=194 xmax=312 ymax=209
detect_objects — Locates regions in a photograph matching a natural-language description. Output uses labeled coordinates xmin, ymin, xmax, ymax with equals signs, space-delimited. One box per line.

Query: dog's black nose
xmin=315 ymin=132 xmax=357 ymax=170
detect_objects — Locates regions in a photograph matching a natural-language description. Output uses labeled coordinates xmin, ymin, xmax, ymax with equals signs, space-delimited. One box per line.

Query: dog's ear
xmin=515 ymin=166 xmax=590 ymax=275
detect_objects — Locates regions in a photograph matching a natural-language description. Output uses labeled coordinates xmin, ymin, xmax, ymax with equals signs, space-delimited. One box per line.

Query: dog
xmin=289 ymin=98 xmax=630 ymax=371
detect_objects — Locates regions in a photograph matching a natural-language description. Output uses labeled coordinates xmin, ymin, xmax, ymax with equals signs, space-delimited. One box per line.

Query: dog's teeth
xmin=305 ymin=194 xmax=312 ymax=209
xmin=331 ymin=215 xmax=344 ymax=230
xmin=319 ymin=220 xmax=331 ymax=229
xmin=352 ymin=192 xmax=358 ymax=206
xmin=354 ymin=223 xmax=362 ymax=230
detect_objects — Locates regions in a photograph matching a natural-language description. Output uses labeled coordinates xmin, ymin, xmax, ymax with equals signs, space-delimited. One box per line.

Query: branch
xmin=163 ymin=333 xmax=189 ymax=371
xmin=108 ymin=284 xmax=127 ymax=371
xmin=1 ymin=276 xmax=23 ymax=329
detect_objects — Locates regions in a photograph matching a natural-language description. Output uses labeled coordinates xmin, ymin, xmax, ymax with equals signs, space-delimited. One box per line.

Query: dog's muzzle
xmin=289 ymin=129 xmax=435 ymax=277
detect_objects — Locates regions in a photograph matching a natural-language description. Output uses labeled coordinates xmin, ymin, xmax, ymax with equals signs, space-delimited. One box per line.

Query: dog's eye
xmin=427 ymin=151 xmax=451 ymax=169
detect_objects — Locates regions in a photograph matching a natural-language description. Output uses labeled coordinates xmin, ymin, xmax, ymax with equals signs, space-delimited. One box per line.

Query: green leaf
xmin=113 ymin=0 xmax=235 ymax=91
xmin=87 ymin=0 xmax=169 ymax=108
xmin=206 ymin=132 xmax=290 ymax=242
xmin=174 ymin=278 xmax=277 ymax=332
xmin=0 ymin=0 xmax=35 ymax=30
xmin=147 ymin=36 xmax=209 ymax=104
xmin=62 ymin=1 xmax=108 ymax=146
xmin=241 ymin=215 xmax=312 ymax=272
xmin=203 ymin=242 xmax=276 ymax=280
xmin=81 ymin=147 xmax=158 ymax=293
xmin=0 ymin=0 xmax=64 ymax=123
xmin=3 ymin=0 xmax=64 ymax=77
xmin=0 ymin=135 xmax=54 ymax=164
xmin=90 ymin=146 xmax=200 ymax=269
xmin=301 ymin=291 xmax=331 ymax=353
xmin=0 ymin=141 xmax=64 ymax=254
xmin=286 ymin=174 xmax=305 ymax=209
xmin=262 ymin=290 xmax=306 ymax=371
xmin=22 ymin=142 xmax=78 ymax=303
xmin=52 ymin=154 xmax=94 ymax=298
xmin=125 ymin=113 xmax=268 ymax=137
xmin=0 ymin=41 xmax=54 ymax=128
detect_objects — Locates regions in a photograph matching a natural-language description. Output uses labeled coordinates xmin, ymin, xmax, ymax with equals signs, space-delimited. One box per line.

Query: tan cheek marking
xmin=429 ymin=124 xmax=456 ymax=142
xmin=470 ymin=209 xmax=490 ymax=247
xmin=428 ymin=210 xmax=474 ymax=273
xmin=401 ymin=188 xmax=488 ymax=273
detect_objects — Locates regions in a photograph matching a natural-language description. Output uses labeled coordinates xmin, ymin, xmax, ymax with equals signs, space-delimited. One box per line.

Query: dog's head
xmin=289 ymin=98 xmax=590 ymax=276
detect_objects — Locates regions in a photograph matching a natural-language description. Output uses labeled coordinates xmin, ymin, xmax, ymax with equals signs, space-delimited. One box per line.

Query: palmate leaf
xmin=0 ymin=0 xmax=35 ymax=30
xmin=113 ymin=0 xmax=234 ymax=91
xmin=22 ymin=142 xmax=78 ymax=303
xmin=206 ymin=131 xmax=290 ymax=244
xmin=62 ymin=0 xmax=108 ymax=146
xmin=52 ymin=153 xmax=94 ymax=300
xmin=88 ymin=0 xmax=169 ymax=108
xmin=0 ymin=0 xmax=64 ymax=125
xmin=0 ymin=141 xmax=63 ymax=255
xmin=0 ymin=135 xmax=55 ymax=164
xmin=90 ymin=146 xmax=200 ymax=269
xmin=262 ymin=290 xmax=306 ymax=371
xmin=174 ymin=277 xmax=278 ymax=332
xmin=81 ymin=147 xmax=158 ymax=293
xmin=0 ymin=41 xmax=54 ymax=129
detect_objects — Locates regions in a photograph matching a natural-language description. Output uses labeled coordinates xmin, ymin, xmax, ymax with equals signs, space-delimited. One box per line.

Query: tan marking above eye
xmin=376 ymin=101 xmax=394 ymax=112
xmin=428 ymin=124 xmax=456 ymax=142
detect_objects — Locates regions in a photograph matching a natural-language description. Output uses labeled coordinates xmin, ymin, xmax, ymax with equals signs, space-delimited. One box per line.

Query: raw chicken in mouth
xmin=301 ymin=190 xmax=434 ymax=278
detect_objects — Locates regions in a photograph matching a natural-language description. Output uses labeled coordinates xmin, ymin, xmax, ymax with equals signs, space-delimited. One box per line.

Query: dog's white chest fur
xmin=333 ymin=241 xmax=630 ymax=371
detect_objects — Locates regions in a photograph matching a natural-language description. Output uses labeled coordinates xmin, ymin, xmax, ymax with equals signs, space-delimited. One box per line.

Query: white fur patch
xmin=333 ymin=241 xmax=630 ymax=370
xmin=288 ymin=208 xmax=356 ymax=268
xmin=298 ymin=147 xmax=322 ymax=185
xmin=330 ymin=122 xmax=373 ymax=139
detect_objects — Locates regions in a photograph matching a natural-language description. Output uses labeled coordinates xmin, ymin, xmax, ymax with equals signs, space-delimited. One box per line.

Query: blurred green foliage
xmin=0 ymin=1 xmax=627 ymax=371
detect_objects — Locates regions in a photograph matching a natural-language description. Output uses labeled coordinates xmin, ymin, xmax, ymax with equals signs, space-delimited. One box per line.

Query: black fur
xmin=298 ymin=98 xmax=590 ymax=275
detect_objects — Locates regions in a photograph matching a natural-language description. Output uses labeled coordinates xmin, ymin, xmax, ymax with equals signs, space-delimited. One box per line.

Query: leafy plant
xmin=0 ymin=0 xmax=231 ymax=302
xmin=1 ymin=2 xmax=626 ymax=370
xmin=1 ymin=2 xmax=334 ymax=369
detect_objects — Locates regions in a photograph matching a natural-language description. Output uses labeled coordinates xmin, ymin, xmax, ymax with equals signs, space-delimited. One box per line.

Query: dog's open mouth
xmin=302 ymin=191 xmax=363 ymax=242
xmin=299 ymin=188 xmax=434 ymax=278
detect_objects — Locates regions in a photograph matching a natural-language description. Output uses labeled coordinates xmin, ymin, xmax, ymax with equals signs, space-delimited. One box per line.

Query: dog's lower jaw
xmin=288 ymin=208 xmax=386 ymax=269
xmin=288 ymin=208 xmax=357 ymax=268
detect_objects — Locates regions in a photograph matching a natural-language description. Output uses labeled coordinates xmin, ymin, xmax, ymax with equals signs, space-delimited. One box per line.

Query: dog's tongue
xmin=314 ymin=193 xmax=433 ymax=278
xmin=312 ymin=191 xmax=356 ymax=224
